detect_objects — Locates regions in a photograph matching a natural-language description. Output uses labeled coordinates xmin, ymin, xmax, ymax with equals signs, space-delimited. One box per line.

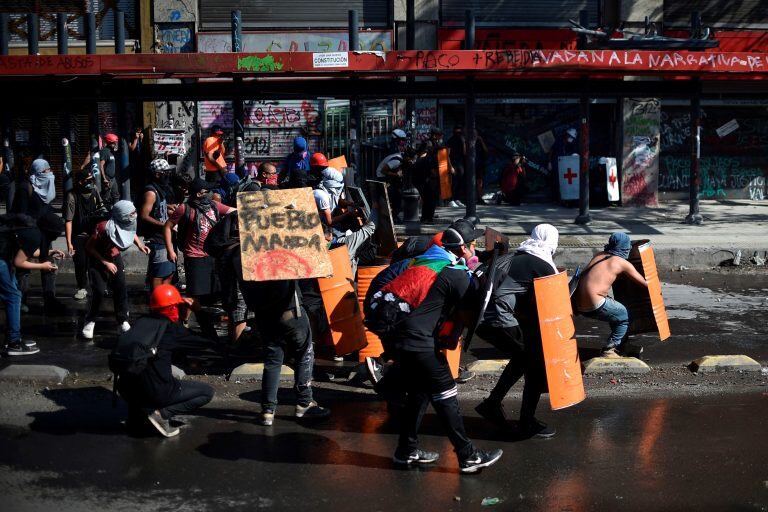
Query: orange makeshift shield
xmin=613 ymin=240 xmax=671 ymax=341
xmin=317 ymin=246 xmax=368 ymax=356
xmin=327 ymin=155 xmax=348 ymax=169
xmin=356 ymin=263 xmax=389 ymax=362
xmin=437 ymin=148 xmax=452 ymax=200
xmin=533 ymin=272 xmax=586 ymax=410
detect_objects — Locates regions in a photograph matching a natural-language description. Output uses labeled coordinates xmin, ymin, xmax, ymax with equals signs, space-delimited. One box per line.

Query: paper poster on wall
xmin=312 ymin=52 xmax=349 ymax=68
xmin=558 ymin=155 xmax=580 ymax=201
xmin=153 ymin=129 xmax=186 ymax=156
xmin=622 ymin=98 xmax=660 ymax=206
xmin=237 ymin=189 xmax=332 ymax=281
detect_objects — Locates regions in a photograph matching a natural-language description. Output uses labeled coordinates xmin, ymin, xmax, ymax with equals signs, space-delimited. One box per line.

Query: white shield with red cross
xmin=601 ymin=157 xmax=620 ymax=202
xmin=558 ymin=155 xmax=580 ymax=201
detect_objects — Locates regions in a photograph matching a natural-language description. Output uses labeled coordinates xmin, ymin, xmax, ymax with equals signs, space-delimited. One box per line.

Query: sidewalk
xmin=46 ymin=199 xmax=768 ymax=272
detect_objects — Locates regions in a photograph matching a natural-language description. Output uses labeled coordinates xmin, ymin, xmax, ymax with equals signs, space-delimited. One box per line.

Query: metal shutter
xmin=199 ymin=0 xmax=388 ymax=30
xmin=440 ymin=0 xmax=599 ymax=27
xmin=664 ymin=1 xmax=768 ymax=29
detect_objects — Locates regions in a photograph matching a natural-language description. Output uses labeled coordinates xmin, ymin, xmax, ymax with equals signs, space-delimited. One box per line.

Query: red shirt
xmin=90 ymin=221 xmax=121 ymax=261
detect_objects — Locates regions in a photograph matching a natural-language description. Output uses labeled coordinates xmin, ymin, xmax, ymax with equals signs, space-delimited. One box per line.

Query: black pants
xmin=72 ymin=233 xmax=89 ymax=290
xmin=477 ymin=323 xmax=543 ymax=422
xmin=394 ymin=349 xmax=475 ymax=460
xmin=451 ymin=163 xmax=465 ymax=202
xmin=86 ymin=255 xmax=128 ymax=323
xmin=160 ymin=380 xmax=214 ymax=419
xmin=415 ymin=179 xmax=439 ymax=222
xmin=121 ymin=379 xmax=214 ymax=420
xmin=18 ymin=240 xmax=57 ymax=307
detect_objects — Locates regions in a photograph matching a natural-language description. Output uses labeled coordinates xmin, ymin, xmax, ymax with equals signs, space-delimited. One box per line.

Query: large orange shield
xmin=437 ymin=148 xmax=452 ymax=200
xmin=613 ymin=241 xmax=671 ymax=341
xmin=317 ymin=246 xmax=368 ymax=356
xmin=534 ymin=272 xmax=586 ymax=410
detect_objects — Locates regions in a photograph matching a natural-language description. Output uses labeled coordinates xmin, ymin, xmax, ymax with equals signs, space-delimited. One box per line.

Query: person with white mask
xmin=82 ymin=200 xmax=150 ymax=339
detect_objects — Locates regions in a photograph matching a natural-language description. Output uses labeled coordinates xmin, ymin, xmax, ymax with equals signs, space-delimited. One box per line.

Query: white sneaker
xmin=455 ymin=200 xmax=465 ymax=207
xmin=73 ymin=288 xmax=87 ymax=300
xmin=119 ymin=321 xmax=131 ymax=334
xmin=81 ymin=321 xmax=95 ymax=340
xmin=449 ymin=200 xmax=460 ymax=207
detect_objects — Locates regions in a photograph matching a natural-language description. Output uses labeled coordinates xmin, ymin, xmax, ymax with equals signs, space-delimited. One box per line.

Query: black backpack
xmin=108 ymin=316 xmax=169 ymax=376
xmin=390 ymin=235 xmax=433 ymax=263
xmin=0 ymin=213 xmax=36 ymax=261
xmin=223 ymin=175 xmax=260 ymax=207
xmin=203 ymin=211 xmax=239 ymax=258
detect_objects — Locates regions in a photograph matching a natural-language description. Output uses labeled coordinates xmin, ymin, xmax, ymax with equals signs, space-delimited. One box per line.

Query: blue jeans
xmin=0 ymin=259 xmax=22 ymax=343
xmin=582 ymin=297 xmax=629 ymax=349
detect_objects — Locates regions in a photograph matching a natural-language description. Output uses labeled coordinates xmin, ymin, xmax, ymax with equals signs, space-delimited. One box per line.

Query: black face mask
xmin=80 ymin=181 xmax=95 ymax=192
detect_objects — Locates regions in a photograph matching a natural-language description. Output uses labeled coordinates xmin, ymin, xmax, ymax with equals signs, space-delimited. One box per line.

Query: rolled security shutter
xmin=664 ymin=1 xmax=768 ymax=29
xmin=199 ymin=0 xmax=388 ymax=30
xmin=440 ymin=0 xmax=598 ymax=27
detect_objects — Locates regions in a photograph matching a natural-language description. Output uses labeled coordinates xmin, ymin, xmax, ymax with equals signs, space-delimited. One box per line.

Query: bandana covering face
xmin=157 ymin=304 xmax=180 ymax=323
xmin=106 ymin=200 xmax=137 ymax=250
xmin=605 ymin=232 xmax=632 ymax=260
xmin=319 ymin=167 xmax=344 ymax=196
xmin=517 ymin=223 xmax=559 ymax=272
xmin=30 ymin=159 xmax=56 ymax=204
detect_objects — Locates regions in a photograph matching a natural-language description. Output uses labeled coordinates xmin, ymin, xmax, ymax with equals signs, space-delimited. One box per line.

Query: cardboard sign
xmin=327 ymin=155 xmax=348 ymax=169
xmin=558 ymin=155 xmax=580 ymax=201
xmin=600 ymin=157 xmax=620 ymax=202
xmin=153 ymin=129 xmax=186 ymax=156
xmin=317 ymin=245 xmax=368 ymax=356
xmin=237 ymin=188 xmax=332 ymax=281
xmin=437 ymin=148 xmax=452 ymax=200
xmin=484 ymin=227 xmax=509 ymax=252
xmin=345 ymin=186 xmax=371 ymax=220
xmin=366 ymin=180 xmax=398 ymax=257
xmin=533 ymin=271 xmax=586 ymax=411
xmin=613 ymin=241 xmax=671 ymax=341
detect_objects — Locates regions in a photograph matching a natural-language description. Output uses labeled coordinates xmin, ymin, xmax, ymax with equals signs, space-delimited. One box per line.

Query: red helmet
xmin=105 ymin=133 xmax=119 ymax=144
xmin=150 ymin=284 xmax=184 ymax=311
xmin=310 ymin=152 xmax=328 ymax=168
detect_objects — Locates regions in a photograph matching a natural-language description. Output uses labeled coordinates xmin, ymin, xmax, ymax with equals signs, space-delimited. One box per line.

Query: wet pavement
xmin=0 ymin=386 xmax=766 ymax=511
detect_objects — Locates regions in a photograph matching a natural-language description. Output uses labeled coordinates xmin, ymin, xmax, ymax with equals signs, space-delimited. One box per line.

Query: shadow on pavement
xmin=27 ymin=386 xmax=128 ymax=437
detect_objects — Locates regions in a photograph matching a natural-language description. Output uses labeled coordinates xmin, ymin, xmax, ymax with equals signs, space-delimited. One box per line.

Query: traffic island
xmin=467 ymin=359 xmax=508 ymax=375
xmin=229 ymin=363 xmax=294 ymax=381
xmin=0 ymin=365 xmax=69 ymax=384
xmin=583 ymin=357 xmax=651 ymax=375
xmin=688 ymin=355 xmax=762 ymax=373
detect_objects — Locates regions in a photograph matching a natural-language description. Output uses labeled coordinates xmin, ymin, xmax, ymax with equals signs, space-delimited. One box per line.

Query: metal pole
xmin=0 ymin=14 xmax=8 ymax=55
xmin=85 ymin=12 xmax=96 ymax=55
xmin=685 ymin=78 xmax=703 ymax=224
xmin=114 ymin=10 xmax=125 ymax=54
xmin=575 ymin=79 xmax=591 ymax=224
xmin=27 ymin=13 xmax=39 ymax=55
xmin=57 ymin=13 xmax=68 ymax=54
xmin=405 ymin=0 xmax=415 ymax=129
xmin=464 ymin=9 xmax=478 ymax=223
xmin=232 ymin=10 xmax=244 ymax=174
xmin=348 ymin=10 xmax=359 ymax=51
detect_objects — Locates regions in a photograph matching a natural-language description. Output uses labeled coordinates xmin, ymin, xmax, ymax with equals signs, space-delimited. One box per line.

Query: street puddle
xmin=660 ymin=282 xmax=768 ymax=319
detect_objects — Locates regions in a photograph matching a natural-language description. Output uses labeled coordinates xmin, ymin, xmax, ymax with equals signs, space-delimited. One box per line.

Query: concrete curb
xmin=689 ymin=355 xmax=762 ymax=373
xmin=229 ymin=363 xmax=294 ymax=381
xmin=583 ymin=357 xmax=651 ymax=375
xmin=467 ymin=359 xmax=508 ymax=374
xmin=0 ymin=364 xmax=69 ymax=384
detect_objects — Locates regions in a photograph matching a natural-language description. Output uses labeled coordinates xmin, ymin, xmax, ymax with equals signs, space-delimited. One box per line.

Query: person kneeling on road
xmin=573 ymin=232 xmax=648 ymax=358
xmin=111 ymin=284 xmax=214 ymax=437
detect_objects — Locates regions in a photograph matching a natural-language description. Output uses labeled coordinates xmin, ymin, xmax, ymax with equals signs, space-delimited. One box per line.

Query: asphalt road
xmin=0 ymin=386 xmax=766 ymax=512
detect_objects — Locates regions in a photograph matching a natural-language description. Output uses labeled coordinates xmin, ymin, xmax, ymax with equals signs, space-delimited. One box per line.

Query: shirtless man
xmin=574 ymin=232 xmax=648 ymax=358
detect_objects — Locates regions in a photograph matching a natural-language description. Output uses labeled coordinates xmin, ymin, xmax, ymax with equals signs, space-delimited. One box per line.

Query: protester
xmin=370 ymin=220 xmax=503 ymax=473
xmin=574 ymin=232 xmax=648 ymax=358
xmin=81 ymin=201 xmax=150 ymax=339
xmin=475 ymin=130 xmax=489 ymax=205
xmin=100 ymin=133 xmax=119 ymax=184
xmin=164 ymin=178 xmax=233 ymax=340
xmin=64 ymin=169 xmax=108 ymax=300
xmin=408 ymin=142 xmax=439 ymax=224
xmin=112 ymin=284 xmax=214 ymax=437
xmin=1 ymin=214 xmax=59 ymax=356
xmin=475 ymin=224 xmax=559 ymax=438
xmin=310 ymin=153 xmax=350 ymax=227
xmin=446 ymin=125 xmax=466 ymax=208
xmin=202 ymin=125 xmax=227 ymax=182
xmin=256 ymin=162 xmax=279 ymax=189
xmin=139 ymin=159 xmax=178 ymax=289
xmin=79 ymin=139 xmax=102 ymax=191
xmin=282 ymin=136 xmax=311 ymax=187
xmin=375 ymin=135 xmax=406 ymax=221
xmin=326 ymin=214 xmax=376 ymax=277
xmin=499 ymin=150 xmax=528 ymax=206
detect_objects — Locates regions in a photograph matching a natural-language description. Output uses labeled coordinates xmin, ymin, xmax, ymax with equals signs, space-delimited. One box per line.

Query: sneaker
xmin=81 ymin=321 xmax=95 ymax=340
xmin=365 ymin=357 xmax=383 ymax=384
xmin=519 ymin=418 xmax=556 ymax=439
xmin=118 ymin=321 xmax=131 ymax=334
xmin=147 ymin=410 xmax=179 ymax=438
xmin=73 ymin=288 xmax=87 ymax=301
xmin=448 ymin=200 xmax=460 ymax=208
xmin=22 ymin=339 xmax=37 ymax=348
xmin=475 ymin=399 xmax=508 ymax=427
xmin=332 ymin=355 xmax=344 ymax=362
xmin=456 ymin=366 xmax=475 ymax=383
xmin=455 ymin=200 xmax=465 ymax=207
xmin=295 ymin=401 xmax=330 ymax=419
xmin=5 ymin=341 xmax=40 ymax=356
xmin=393 ymin=448 xmax=440 ymax=466
xmin=260 ymin=410 xmax=275 ymax=426
xmin=617 ymin=339 xmax=643 ymax=358
xmin=460 ymin=449 xmax=503 ymax=474
xmin=600 ymin=347 xmax=622 ymax=359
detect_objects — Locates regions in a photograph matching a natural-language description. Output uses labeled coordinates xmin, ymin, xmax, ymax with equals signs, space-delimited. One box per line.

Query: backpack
xmin=0 ymin=213 xmax=36 ymax=261
xmin=222 ymin=174 xmax=260 ymax=207
xmin=390 ymin=235 xmax=433 ymax=263
xmin=203 ymin=211 xmax=239 ymax=258
xmin=177 ymin=202 xmax=221 ymax=247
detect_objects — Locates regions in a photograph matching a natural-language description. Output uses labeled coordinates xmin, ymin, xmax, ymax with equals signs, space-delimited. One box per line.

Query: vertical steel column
xmin=685 ymin=78 xmax=703 ymax=225
xmin=405 ymin=0 xmax=415 ymax=129
xmin=575 ymin=80 xmax=591 ymax=224
xmin=57 ymin=13 xmax=68 ymax=55
xmin=0 ymin=14 xmax=8 ymax=55
xmin=464 ymin=9 xmax=478 ymax=223
xmin=85 ymin=12 xmax=96 ymax=54
xmin=349 ymin=10 xmax=361 ymax=178
xmin=114 ymin=10 xmax=125 ymax=54
xmin=27 ymin=13 xmax=39 ymax=55
xmin=85 ymin=12 xmax=98 ymax=176
xmin=348 ymin=10 xmax=359 ymax=51
xmin=232 ymin=10 xmax=244 ymax=174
